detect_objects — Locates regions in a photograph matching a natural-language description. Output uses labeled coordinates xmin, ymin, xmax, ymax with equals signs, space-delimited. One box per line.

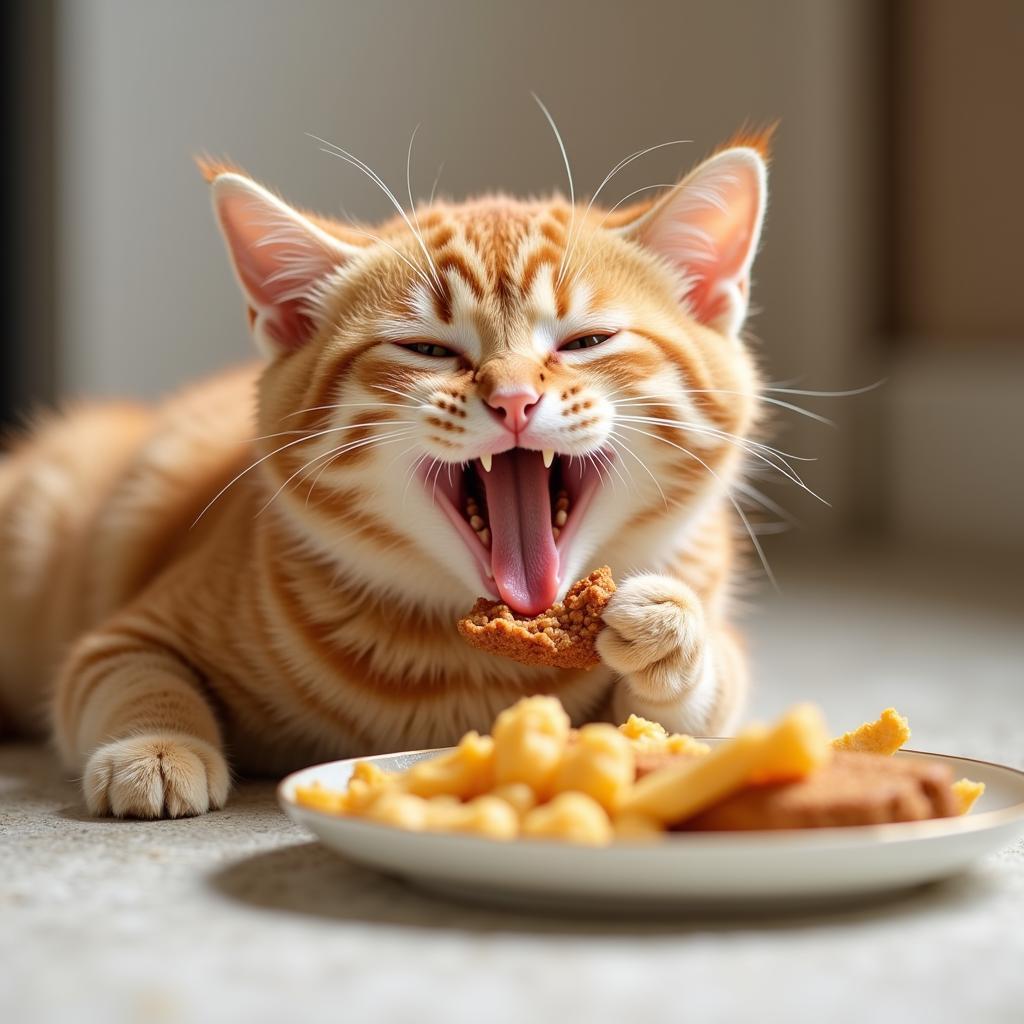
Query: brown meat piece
xmin=682 ymin=752 xmax=958 ymax=831
xmin=456 ymin=567 xmax=615 ymax=669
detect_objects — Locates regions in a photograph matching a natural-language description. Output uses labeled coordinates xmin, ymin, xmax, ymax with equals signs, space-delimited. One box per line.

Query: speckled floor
xmin=2 ymin=546 xmax=1023 ymax=1024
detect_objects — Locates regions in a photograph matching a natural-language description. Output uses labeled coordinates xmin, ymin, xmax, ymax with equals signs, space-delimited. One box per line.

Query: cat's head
xmin=206 ymin=133 xmax=768 ymax=615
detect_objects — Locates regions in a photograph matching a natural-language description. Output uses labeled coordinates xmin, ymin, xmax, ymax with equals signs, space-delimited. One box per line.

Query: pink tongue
xmin=481 ymin=450 xmax=560 ymax=615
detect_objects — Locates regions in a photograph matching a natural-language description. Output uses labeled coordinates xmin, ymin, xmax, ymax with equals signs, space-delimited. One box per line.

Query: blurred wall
xmin=58 ymin=0 xmax=877 ymax=534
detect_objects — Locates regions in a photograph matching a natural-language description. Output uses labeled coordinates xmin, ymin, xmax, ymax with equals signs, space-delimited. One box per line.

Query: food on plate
xmin=293 ymin=697 xmax=981 ymax=844
xmin=617 ymin=704 xmax=832 ymax=824
xmin=832 ymin=707 xmax=911 ymax=755
xmin=456 ymin=567 xmax=615 ymax=669
xmin=952 ymin=778 xmax=986 ymax=815
xmin=685 ymin=751 xmax=957 ymax=830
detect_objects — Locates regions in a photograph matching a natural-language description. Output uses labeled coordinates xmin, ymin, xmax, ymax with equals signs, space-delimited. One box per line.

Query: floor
xmin=2 ymin=546 xmax=1023 ymax=1024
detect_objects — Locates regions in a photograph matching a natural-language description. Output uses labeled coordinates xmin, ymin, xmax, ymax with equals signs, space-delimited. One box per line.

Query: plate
xmin=278 ymin=746 xmax=1024 ymax=912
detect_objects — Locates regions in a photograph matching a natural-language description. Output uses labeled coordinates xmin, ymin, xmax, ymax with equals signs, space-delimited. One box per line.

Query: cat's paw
xmin=596 ymin=574 xmax=705 ymax=701
xmin=83 ymin=733 xmax=229 ymax=819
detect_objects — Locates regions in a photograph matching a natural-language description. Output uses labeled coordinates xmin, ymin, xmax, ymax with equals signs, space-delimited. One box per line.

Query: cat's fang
xmin=542 ymin=449 xmax=555 ymax=469
xmin=479 ymin=453 xmax=492 ymax=473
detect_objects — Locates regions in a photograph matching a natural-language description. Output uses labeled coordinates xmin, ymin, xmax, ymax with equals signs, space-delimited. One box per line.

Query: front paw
xmin=83 ymin=733 xmax=229 ymax=819
xmin=596 ymin=574 xmax=705 ymax=700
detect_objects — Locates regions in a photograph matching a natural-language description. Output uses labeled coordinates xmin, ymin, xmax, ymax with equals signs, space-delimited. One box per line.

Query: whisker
xmin=190 ymin=420 xmax=408 ymax=527
xmin=255 ymin=429 xmax=415 ymax=517
xmin=302 ymin=432 xmax=415 ymax=506
xmin=308 ymin=132 xmax=444 ymax=296
xmin=763 ymin=380 xmax=887 ymax=398
xmin=531 ymin=94 xmax=575 ymax=288
xmin=606 ymin=430 xmax=669 ymax=509
xmin=428 ymin=162 xmax=445 ymax=206
xmin=610 ymin=389 xmax=835 ymax=425
xmin=617 ymin=424 xmax=778 ymax=590
xmin=281 ymin=400 xmax=417 ymax=424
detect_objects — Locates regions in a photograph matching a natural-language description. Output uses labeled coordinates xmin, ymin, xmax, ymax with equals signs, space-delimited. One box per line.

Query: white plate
xmin=278 ymin=746 xmax=1024 ymax=912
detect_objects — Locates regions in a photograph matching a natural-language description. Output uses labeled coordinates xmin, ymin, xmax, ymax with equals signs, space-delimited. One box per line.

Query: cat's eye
xmin=560 ymin=333 xmax=614 ymax=352
xmin=400 ymin=341 xmax=458 ymax=358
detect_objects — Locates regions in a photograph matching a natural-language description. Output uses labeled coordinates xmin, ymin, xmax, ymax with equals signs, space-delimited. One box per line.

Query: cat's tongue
xmin=480 ymin=449 xmax=560 ymax=616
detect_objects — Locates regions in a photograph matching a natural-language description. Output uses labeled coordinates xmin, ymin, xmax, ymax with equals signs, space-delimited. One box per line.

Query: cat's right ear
xmin=208 ymin=173 xmax=358 ymax=356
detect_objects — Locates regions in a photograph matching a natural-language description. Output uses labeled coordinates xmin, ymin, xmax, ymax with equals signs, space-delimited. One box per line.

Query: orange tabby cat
xmin=0 ymin=131 xmax=769 ymax=817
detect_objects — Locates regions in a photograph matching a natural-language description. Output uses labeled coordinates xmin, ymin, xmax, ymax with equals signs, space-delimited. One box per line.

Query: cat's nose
xmin=485 ymin=387 xmax=540 ymax=435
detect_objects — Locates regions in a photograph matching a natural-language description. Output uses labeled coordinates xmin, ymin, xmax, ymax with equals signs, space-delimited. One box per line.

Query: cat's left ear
xmin=209 ymin=173 xmax=358 ymax=356
xmin=620 ymin=146 xmax=768 ymax=336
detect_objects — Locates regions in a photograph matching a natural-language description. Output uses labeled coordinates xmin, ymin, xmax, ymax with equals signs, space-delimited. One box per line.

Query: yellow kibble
xmin=613 ymin=812 xmax=664 ymax=842
xmin=952 ymin=778 xmax=985 ymax=815
xmin=351 ymin=760 xmax=390 ymax=786
xmin=447 ymin=795 xmax=520 ymax=840
xmin=493 ymin=695 xmax=571 ymax=796
xmin=490 ymin=782 xmax=538 ymax=817
xmin=832 ymin=707 xmax=911 ymax=756
xmin=365 ymin=791 xmax=431 ymax=830
xmin=521 ymin=792 xmax=613 ymax=846
xmin=294 ymin=781 xmax=349 ymax=814
xmin=551 ymin=723 xmax=635 ymax=813
xmin=665 ymin=733 xmax=712 ymax=757
xmin=619 ymin=714 xmax=669 ymax=751
xmin=403 ymin=731 xmax=495 ymax=799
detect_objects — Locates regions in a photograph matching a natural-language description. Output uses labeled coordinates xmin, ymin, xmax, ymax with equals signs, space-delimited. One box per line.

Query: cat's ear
xmin=209 ymin=173 xmax=358 ymax=356
xmin=620 ymin=146 xmax=768 ymax=336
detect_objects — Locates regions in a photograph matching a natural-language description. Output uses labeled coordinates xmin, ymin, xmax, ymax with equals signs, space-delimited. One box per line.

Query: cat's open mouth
xmin=427 ymin=450 xmax=603 ymax=616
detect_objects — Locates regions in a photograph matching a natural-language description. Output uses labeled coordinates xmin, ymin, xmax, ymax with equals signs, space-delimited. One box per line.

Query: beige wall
xmin=59 ymin=0 xmax=875 ymax=534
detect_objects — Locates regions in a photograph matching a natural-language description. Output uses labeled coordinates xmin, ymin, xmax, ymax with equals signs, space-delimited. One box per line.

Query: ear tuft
xmin=210 ymin=173 xmax=357 ymax=356
xmin=196 ymin=153 xmax=249 ymax=185
xmin=714 ymin=121 xmax=778 ymax=164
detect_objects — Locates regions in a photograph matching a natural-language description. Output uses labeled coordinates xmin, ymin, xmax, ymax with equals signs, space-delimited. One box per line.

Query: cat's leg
xmin=52 ymin=629 xmax=229 ymax=818
xmin=596 ymin=574 xmax=746 ymax=736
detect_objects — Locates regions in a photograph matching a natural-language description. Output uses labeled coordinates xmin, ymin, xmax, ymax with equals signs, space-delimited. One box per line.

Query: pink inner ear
xmin=636 ymin=150 xmax=765 ymax=334
xmin=213 ymin=175 xmax=351 ymax=354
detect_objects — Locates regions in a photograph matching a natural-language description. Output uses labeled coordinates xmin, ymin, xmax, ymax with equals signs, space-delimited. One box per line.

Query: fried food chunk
xmin=456 ymin=567 xmax=615 ymax=669
xmin=551 ymin=723 xmax=635 ymax=813
xmin=492 ymin=695 xmax=571 ymax=797
xmin=832 ymin=707 xmax=910 ymax=755
xmin=619 ymin=714 xmax=711 ymax=758
xmin=521 ymin=792 xmax=614 ymax=846
xmin=686 ymin=751 xmax=958 ymax=830
xmin=952 ymin=778 xmax=985 ymax=815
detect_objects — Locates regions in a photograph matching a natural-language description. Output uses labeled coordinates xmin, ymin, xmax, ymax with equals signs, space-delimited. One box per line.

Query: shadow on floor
xmin=207 ymin=838 xmax=1001 ymax=938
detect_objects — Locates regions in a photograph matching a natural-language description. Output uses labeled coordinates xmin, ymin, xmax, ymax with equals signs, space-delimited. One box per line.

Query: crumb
xmin=456 ymin=567 xmax=615 ymax=669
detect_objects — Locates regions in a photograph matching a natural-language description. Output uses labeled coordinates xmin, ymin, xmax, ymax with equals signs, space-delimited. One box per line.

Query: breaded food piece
xmin=685 ymin=752 xmax=958 ymax=831
xmin=456 ymin=567 xmax=615 ymax=669
xmin=619 ymin=714 xmax=712 ymax=758
xmin=952 ymin=778 xmax=985 ymax=815
xmin=832 ymin=707 xmax=910 ymax=755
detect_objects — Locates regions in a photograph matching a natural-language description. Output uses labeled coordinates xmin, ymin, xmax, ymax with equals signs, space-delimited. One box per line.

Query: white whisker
xmin=531 ymin=94 xmax=575 ymax=288
xmin=617 ymin=423 xmax=778 ymax=590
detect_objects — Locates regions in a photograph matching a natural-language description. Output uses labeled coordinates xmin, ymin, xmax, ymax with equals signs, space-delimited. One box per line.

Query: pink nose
xmin=486 ymin=388 xmax=540 ymax=434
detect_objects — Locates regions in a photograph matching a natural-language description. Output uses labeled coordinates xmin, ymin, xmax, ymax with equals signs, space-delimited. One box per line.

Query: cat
xmin=0 ymin=129 xmax=770 ymax=818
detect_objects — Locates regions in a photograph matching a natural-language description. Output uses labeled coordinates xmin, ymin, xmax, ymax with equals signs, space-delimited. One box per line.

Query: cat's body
xmin=0 ymin=134 xmax=769 ymax=817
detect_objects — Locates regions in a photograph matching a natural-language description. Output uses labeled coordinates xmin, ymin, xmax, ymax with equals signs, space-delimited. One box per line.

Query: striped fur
xmin=0 ymin=140 xmax=769 ymax=816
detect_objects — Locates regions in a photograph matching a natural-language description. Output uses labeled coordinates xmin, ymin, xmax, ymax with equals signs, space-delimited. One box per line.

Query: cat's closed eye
xmin=559 ymin=333 xmax=614 ymax=352
xmin=400 ymin=341 xmax=459 ymax=358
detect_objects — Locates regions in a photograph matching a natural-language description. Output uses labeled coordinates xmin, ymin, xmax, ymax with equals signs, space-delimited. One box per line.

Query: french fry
xmin=618 ymin=704 xmax=831 ymax=825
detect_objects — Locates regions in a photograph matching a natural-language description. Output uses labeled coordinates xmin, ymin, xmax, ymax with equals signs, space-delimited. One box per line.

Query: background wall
xmin=4 ymin=0 xmax=1016 ymax=556
xmin=57 ymin=0 xmax=874 ymax=539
